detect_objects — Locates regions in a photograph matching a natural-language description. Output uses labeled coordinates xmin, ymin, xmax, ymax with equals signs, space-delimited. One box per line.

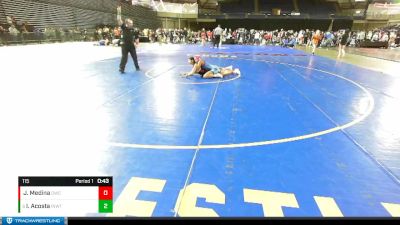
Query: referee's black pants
xmin=120 ymin=45 xmax=140 ymax=71
xmin=214 ymin=35 xmax=221 ymax=47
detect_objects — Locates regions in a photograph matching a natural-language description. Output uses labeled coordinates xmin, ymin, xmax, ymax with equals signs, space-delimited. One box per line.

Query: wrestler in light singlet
xmin=182 ymin=56 xmax=241 ymax=79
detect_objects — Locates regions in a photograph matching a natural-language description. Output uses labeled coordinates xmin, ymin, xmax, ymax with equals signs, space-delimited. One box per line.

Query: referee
xmin=213 ymin=25 xmax=223 ymax=48
xmin=118 ymin=18 xmax=140 ymax=73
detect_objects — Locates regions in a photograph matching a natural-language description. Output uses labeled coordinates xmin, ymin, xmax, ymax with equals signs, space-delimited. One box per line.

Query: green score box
xmin=99 ymin=200 xmax=113 ymax=213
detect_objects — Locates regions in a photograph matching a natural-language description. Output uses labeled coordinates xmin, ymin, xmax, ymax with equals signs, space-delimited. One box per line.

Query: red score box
xmin=99 ymin=186 xmax=113 ymax=200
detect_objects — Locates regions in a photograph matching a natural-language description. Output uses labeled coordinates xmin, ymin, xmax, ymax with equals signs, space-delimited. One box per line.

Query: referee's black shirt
xmin=121 ymin=24 xmax=139 ymax=47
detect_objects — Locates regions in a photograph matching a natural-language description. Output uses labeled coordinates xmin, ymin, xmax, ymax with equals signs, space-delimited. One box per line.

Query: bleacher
xmin=259 ymin=0 xmax=294 ymax=14
xmin=0 ymin=0 xmax=7 ymax=24
xmin=298 ymin=0 xmax=336 ymax=16
xmin=2 ymin=0 xmax=76 ymax=30
xmin=0 ymin=0 xmax=161 ymax=30
xmin=220 ymin=0 xmax=254 ymax=14
xmin=214 ymin=0 xmax=336 ymax=18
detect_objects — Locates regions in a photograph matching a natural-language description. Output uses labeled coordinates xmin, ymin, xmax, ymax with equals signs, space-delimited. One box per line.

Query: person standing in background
xmin=213 ymin=25 xmax=223 ymax=48
xmin=338 ymin=29 xmax=349 ymax=58
xmin=182 ymin=27 xmax=188 ymax=44
xmin=201 ymin=28 xmax=206 ymax=46
xmin=311 ymin=30 xmax=322 ymax=55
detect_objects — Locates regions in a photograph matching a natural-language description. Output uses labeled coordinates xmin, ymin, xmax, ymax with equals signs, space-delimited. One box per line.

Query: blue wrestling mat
xmin=0 ymin=43 xmax=399 ymax=217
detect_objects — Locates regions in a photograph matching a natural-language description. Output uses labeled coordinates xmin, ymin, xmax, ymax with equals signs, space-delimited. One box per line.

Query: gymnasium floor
xmin=0 ymin=42 xmax=399 ymax=217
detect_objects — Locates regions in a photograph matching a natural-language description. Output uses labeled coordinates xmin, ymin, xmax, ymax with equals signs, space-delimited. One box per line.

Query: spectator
xmin=207 ymin=29 xmax=212 ymax=42
xmin=182 ymin=27 xmax=188 ymax=43
xmin=200 ymin=28 xmax=206 ymax=46
xmin=338 ymin=29 xmax=349 ymax=58
xmin=11 ymin=16 xmax=17 ymax=25
xmin=113 ymin=27 xmax=121 ymax=39
xmin=9 ymin=24 xmax=20 ymax=36
xmin=282 ymin=35 xmax=296 ymax=48
xmin=33 ymin=27 xmax=42 ymax=39
xmin=103 ymin=26 xmax=110 ymax=39
xmin=372 ymin=31 xmax=379 ymax=42
xmin=81 ymin=29 xmax=88 ymax=41
xmin=0 ymin=25 xmax=6 ymax=34
xmin=6 ymin=15 xmax=13 ymax=25
xmin=97 ymin=28 xmax=103 ymax=40
xmin=312 ymin=30 xmax=322 ymax=55
xmin=380 ymin=32 xmax=389 ymax=42
xmin=389 ymin=31 xmax=397 ymax=48
xmin=21 ymin=23 xmax=28 ymax=33
xmin=366 ymin=31 xmax=373 ymax=40
xmin=254 ymin=31 xmax=261 ymax=45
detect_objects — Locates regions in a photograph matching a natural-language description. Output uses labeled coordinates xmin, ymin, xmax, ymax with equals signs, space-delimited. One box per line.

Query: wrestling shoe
xmin=234 ymin=68 xmax=241 ymax=76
